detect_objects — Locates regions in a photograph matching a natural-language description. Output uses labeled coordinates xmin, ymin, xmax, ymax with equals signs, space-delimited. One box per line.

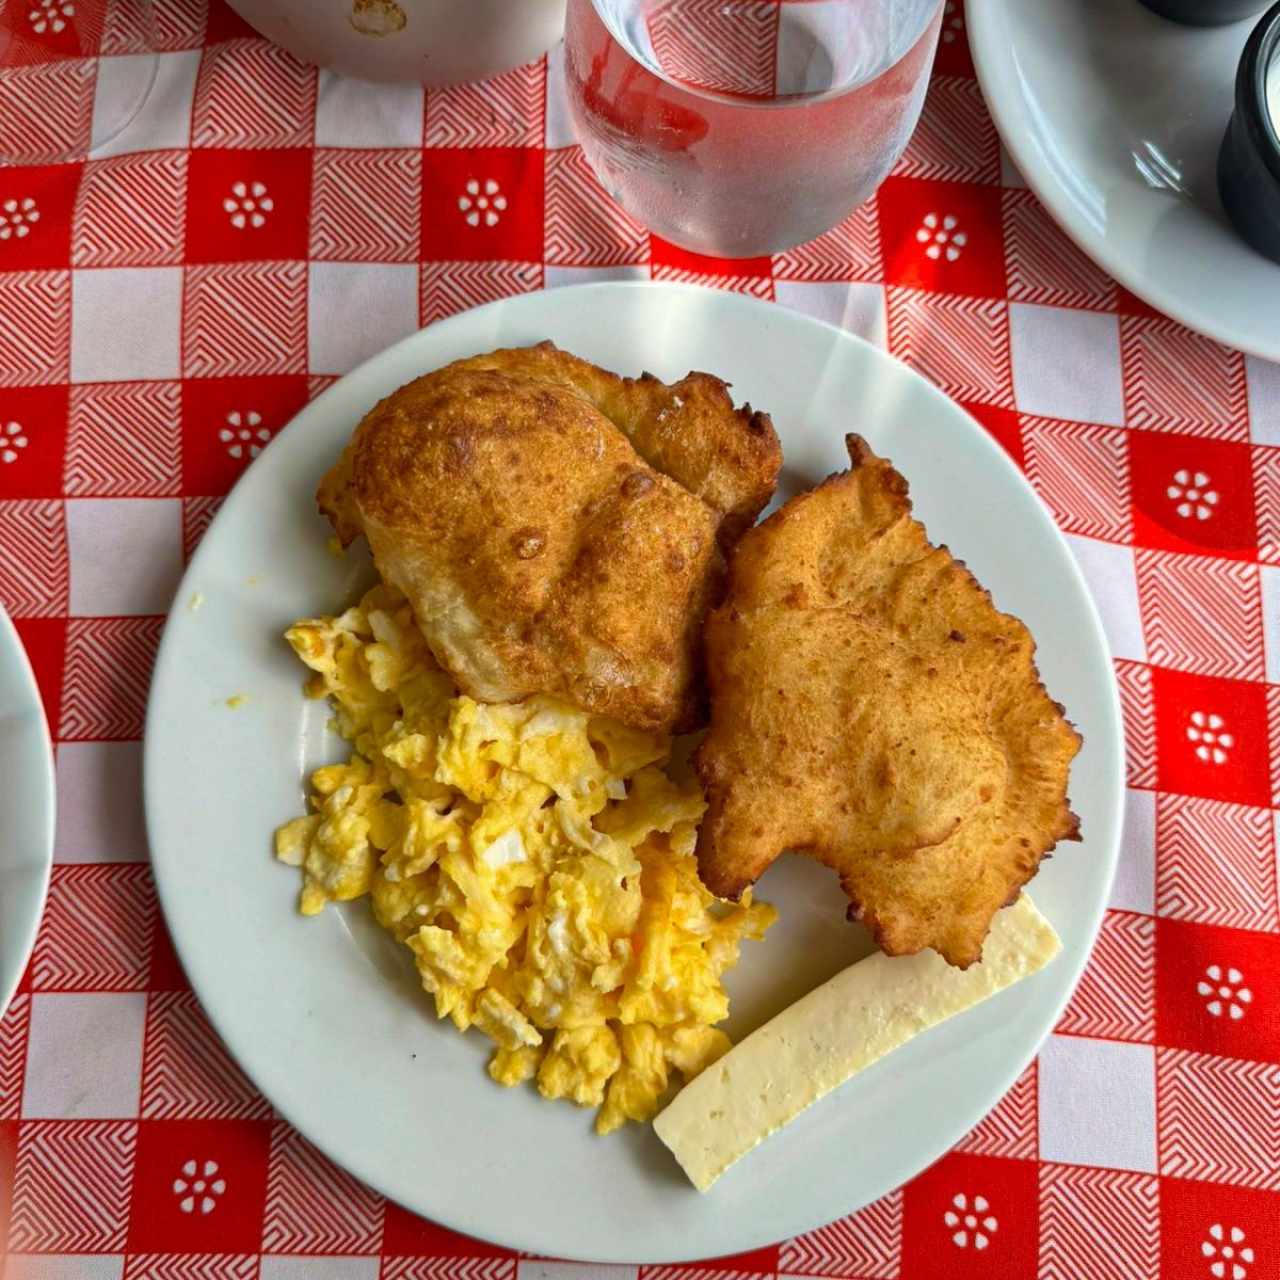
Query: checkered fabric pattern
xmin=1 ymin=0 xmax=1278 ymax=1275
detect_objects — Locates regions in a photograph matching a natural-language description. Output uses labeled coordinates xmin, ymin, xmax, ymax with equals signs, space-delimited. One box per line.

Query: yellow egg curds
xmin=275 ymin=584 xmax=775 ymax=1132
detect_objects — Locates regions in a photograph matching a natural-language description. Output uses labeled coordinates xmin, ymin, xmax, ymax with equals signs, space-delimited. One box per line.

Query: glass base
xmin=0 ymin=0 xmax=157 ymax=166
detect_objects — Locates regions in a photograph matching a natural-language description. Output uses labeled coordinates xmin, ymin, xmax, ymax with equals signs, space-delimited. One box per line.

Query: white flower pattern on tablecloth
xmin=1203 ymin=1223 xmax=1255 ymax=1279
xmin=172 ymin=1159 xmax=225 ymax=1215
xmin=219 ymin=410 xmax=271 ymax=460
xmin=223 ymin=181 xmax=273 ymax=230
xmin=1186 ymin=710 xmax=1233 ymax=765
xmin=1167 ymin=469 xmax=1218 ymax=521
xmin=0 ymin=198 xmax=40 ymax=241
xmin=1 ymin=421 xmax=27 ymax=465
xmin=1197 ymin=965 xmax=1252 ymax=1020
xmin=916 ymin=213 xmax=967 ymax=262
xmin=944 ymin=1192 xmax=997 ymax=1250
xmin=29 ymin=0 xmax=74 ymax=34
xmin=458 ymin=178 xmax=507 ymax=228
xmin=942 ymin=0 xmax=964 ymax=43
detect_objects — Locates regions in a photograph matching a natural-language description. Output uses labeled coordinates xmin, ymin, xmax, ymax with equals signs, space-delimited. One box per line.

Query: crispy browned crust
xmin=694 ymin=434 xmax=1082 ymax=968
xmin=315 ymin=344 xmax=781 ymax=734
xmin=425 ymin=342 xmax=782 ymax=552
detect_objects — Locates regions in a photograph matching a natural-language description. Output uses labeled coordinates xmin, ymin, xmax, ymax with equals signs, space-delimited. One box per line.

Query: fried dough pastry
xmin=431 ymin=343 xmax=781 ymax=550
xmin=694 ymin=436 xmax=1081 ymax=967
xmin=317 ymin=345 xmax=780 ymax=734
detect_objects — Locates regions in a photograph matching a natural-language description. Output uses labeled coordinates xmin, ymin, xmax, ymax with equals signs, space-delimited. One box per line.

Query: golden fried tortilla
xmin=694 ymin=435 xmax=1081 ymax=967
xmin=317 ymin=345 xmax=780 ymax=734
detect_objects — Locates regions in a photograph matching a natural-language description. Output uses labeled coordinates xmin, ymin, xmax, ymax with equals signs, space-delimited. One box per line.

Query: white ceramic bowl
xmin=227 ymin=0 xmax=566 ymax=86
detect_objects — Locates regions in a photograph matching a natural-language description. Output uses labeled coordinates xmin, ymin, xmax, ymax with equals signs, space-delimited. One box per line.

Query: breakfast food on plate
xmin=275 ymin=583 xmax=775 ymax=1133
xmin=695 ymin=435 xmax=1081 ymax=968
xmin=278 ymin=341 xmax=1081 ymax=1160
xmin=654 ymin=893 xmax=1061 ymax=1191
xmin=317 ymin=342 xmax=781 ymax=734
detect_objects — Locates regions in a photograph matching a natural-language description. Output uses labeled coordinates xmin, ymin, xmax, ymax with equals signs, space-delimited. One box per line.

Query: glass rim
xmin=580 ymin=0 xmax=945 ymax=111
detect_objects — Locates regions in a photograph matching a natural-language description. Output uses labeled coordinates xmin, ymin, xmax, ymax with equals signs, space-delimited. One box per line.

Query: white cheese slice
xmin=653 ymin=893 xmax=1061 ymax=1192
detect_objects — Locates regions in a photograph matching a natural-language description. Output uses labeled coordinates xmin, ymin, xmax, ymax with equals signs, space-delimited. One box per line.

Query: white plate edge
xmin=0 ymin=603 xmax=56 ymax=1016
xmin=966 ymin=0 xmax=1280 ymax=362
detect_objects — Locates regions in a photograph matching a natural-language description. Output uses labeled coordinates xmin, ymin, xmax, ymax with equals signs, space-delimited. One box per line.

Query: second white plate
xmin=145 ymin=282 xmax=1123 ymax=1263
xmin=0 ymin=604 xmax=55 ymax=1015
xmin=969 ymin=0 xmax=1280 ymax=360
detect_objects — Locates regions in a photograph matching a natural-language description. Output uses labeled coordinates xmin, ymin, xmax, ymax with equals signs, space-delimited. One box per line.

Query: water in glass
xmin=564 ymin=0 xmax=944 ymax=257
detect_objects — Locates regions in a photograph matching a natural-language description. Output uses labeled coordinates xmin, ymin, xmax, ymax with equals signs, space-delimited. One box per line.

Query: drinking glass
xmin=0 ymin=0 xmax=156 ymax=165
xmin=564 ymin=0 xmax=944 ymax=257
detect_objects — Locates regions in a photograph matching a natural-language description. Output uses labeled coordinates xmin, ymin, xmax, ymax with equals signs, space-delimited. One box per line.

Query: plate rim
xmin=966 ymin=0 xmax=1280 ymax=362
xmin=0 ymin=603 xmax=56 ymax=1017
xmin=144 ymin=280 xmax=1124 ymax=1262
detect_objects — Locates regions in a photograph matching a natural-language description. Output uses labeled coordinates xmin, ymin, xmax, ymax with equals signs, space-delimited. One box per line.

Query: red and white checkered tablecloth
xmin=1 ymin=0 xmax=1279 ymax=1275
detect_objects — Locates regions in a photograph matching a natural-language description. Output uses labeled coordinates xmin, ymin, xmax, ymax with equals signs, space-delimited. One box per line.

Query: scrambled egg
xmin=275 ymin=584 xmax=776 ymax=1132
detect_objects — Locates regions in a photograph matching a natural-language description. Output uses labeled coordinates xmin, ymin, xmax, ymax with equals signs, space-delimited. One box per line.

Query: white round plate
xmin=0 ymin=604 xmax=55 ymax=1015
xmin=969 ymin=0 xmax=1280 ymax=360
xmin=145 ymin=282 xmax=1123 ymax=1263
